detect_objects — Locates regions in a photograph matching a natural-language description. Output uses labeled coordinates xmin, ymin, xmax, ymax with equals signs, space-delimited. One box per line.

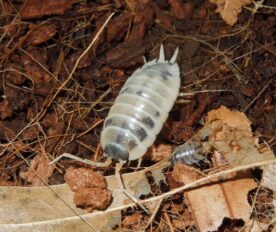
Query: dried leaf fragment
xmin=20 ymin=154 xmax=54 ymax=186
xmin=207 ymin=105 xmax=251 ymax=132
xmin=172 ymin=163 xmax=257 ymax=231
xmin=262 ymin=163 xmax=276 ymax=191
xmin=106 ymin=40 xmax=145 ymax=68
xmin=209 ymin=0 xmax=253 ymax=25
xmin=206 ymin=106 xmax=275 ymax=166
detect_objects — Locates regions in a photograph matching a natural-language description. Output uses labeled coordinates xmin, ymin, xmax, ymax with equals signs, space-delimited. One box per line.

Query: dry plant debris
xmin=1 ymin=106 xmax=274 ymax=231
xmin=0 ymin=0 xmax=275 ymax=231
xmin=20 ymin=153 xmax=54 ymax=186
xmin=172 ymin=161 xmax=257 ymax=231
xmin=206 ymin=106 xmax=275 ymax=166
xmin=65 ymin=167 xmax=112 ymax=212
xmin=209 ymin=0 xmax=253 ymax=25
xmin=145 ymin=144 xmax=172 ymax=162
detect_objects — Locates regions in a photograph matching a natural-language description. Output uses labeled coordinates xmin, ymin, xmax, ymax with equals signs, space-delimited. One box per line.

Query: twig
xmin=243 ymin=79 xmax=273 ymax=112
xmin=163 ymin=211 xmax=175 ymax=232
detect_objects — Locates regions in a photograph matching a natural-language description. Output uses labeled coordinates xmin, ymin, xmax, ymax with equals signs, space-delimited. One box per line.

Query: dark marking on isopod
xmin=128 ymin=140 xmax=137 ymax=150
xmin=120 ymin=87 xmax=130 ymax=94
xmin=143 ymin=64 xmax=173 ymax=80
xmin=136 ymin=90 xmax=143 ymax=96
xmin=115 ymin=133 xmax=124 ymax=144
xmin=104 ymin=118 xmax=113 ymax=127
xmin=136 ymin=127 xmax=147 ymax=141
xmin=141 ymin=116 xmax=155 ymax=128
xmin=155 ymin=111 xmax=160 ymax=117
xmin=122 ymin=120 xmax=148 ymax=141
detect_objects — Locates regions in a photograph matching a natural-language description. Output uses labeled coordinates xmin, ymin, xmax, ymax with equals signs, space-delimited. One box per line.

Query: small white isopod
xmin=50 ymin=45 xmax=180 ymax=168
xmin=101 ymin=45 xmax=180 ymax=162
xmin=49 ymin=45 xmax=180 ymax=213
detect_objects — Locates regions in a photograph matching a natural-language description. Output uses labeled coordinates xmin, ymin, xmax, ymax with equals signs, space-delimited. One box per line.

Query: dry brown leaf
xmin=173 ymin=163 xmax=257 ymax=231
xmin=0 ymin=163 xmax=168 ymax=231
xmin=20 ymin=153 xmax=54 ymax=186
xmin=209 ymin=0 xmax=253 ymax=25
xmin=261 ymin=163 xmax=276 ymax=192
xmin=206 ymin=106 xmax=275 ymax=165
xmin=207 ymin=105 xmax=251 ymax=132
xmin=244 ymin=220 xmax=271 ymax=232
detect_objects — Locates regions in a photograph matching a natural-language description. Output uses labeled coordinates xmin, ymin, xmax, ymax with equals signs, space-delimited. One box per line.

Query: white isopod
xmin=101 ymin=45 xmax=180 ymax=161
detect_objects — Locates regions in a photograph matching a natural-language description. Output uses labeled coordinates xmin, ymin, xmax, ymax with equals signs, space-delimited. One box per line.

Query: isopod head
xmin=103 ymin=143 xmax=129 ymax=161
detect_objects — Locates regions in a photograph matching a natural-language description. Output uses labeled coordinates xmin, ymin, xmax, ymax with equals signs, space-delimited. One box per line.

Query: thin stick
xmin=115 ymin=162 xmax=150 ymax=214
xmin=243 ymin=79 xmax=272 ymax=112
xmin=163 ymin=211 xmax=175 ymax=232
xmin=49 ymin=153 xmax=112 ymax=167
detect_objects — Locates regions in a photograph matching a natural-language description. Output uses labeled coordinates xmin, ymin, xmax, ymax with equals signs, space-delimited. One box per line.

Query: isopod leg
xmin=49 ymin=153 xmax=112 ymax=167
xmin=115 ymin=162 xmax=149 ymax=214
xmin=137 ymin=158 xmax=142 ymax=169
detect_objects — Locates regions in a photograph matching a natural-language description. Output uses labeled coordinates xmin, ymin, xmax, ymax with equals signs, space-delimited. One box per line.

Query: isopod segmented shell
xmin=101 ymin=45 xmax=180 ymax=161
xmin=171 ymin=141 xmax=205 ymax=165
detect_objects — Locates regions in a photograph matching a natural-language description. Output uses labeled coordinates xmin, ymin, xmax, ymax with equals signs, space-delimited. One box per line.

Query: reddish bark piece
xmin=21 ymin=49 xmax=51 ymax=85
xmin=0 ymin=100 xmax=13 ymax=120
xmin=65 ymin=167 xmax=106 ymax=192
xmin=152 ymin=4 xmax=173 ymax=29
xmin=169 ymin=0 xmax=193 ymax=20
xmin=126 ymin=0 xmax=150 ymax=12
xmin=24 ymin=23 xmax=57 ymax=45
xmin=107 ymin=12 xmax=131 ymax=42
xmin=168 ymin=122 xmax=194 ymax=143
xmin=128 ymin=23 xmax=146 ymax=42
xmin=20 ymin=0 xmax=78 ymax=19
xmin=106 ymin=40 xmax=145 ymax=68
xmin=5 ymin=64 xmax=26 ymax=85
xmin=22 ymin=125 xmax=38 ymax=140
xmin=20 ymin=154 xmax=55 ymax=186
xmin=73 ymin=187 xmax=112 ymax=212
xmin=185 ymin=93 xmax=209 ymax=127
